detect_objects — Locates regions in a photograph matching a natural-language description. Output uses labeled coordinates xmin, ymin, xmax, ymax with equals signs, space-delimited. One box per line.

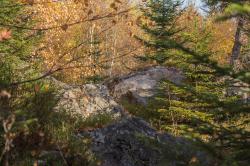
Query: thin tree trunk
xmin=89 ymin=23 xmax=96 ymax=62
xmin=89 ymin=23 xmax=96 ymax=74
xmin=230 ymin=17 xmax=244 ymax=67
xmin=109 ymin=30 xmax=117 ymax=77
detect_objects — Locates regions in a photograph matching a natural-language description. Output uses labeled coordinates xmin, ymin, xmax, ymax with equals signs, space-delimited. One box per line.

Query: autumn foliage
xmin=0 ymin=0 xmax=249 ymax=165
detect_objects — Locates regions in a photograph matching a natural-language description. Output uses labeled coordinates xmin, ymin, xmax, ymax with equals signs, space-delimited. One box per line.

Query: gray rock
xmin=227 ymin=78 xmax=250 ymax=103
xmin=80 ymin=117 xmax=217 ymax=166
xmin=47 ymin=67 xmax=218 ymax=166
xmin=52 ymin=81 xmax=123 ymax=119
xmin=51 ymin=66 xmax=183 ymax=117
xmin=104 ymin=66 xmax=184 ymax=105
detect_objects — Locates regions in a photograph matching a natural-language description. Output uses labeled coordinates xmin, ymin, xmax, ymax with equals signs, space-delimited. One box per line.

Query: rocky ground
xmin=47 ymin=66 xmax=219 ymax=166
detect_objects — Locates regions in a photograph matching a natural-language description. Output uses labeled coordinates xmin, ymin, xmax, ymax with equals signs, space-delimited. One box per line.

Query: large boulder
xmin=51 ymin=77 xmax=123 ymax=119
xmin=52 ymin=66 xmax=183 ymax=117
xmin=104 ymin=66 xmax=184 ymax=105
xmin=47 ymin=67 xmax=218 ymax=166
xmin=81 ymin=116 xmax=217 ymax=166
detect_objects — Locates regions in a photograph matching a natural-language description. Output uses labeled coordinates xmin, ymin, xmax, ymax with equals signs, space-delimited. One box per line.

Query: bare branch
xmin=0 ymin=8 xmax=135 ymax=31
xmin=1 ymin=0 xmax=71 ymax=8
xmin=8 ymin=46 xmax=142 ymax=87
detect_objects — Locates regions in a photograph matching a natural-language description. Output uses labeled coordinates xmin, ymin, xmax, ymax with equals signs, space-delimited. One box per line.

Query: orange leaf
xmin=34 ymin=84 xmax=40 ymax=92
xmin=0 ymin=29 xmax=11 ymax=41
xmin=0 ymin=90 xmax=11 ymax=99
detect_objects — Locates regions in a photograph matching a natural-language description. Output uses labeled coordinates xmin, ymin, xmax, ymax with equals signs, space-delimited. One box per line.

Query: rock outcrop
xmin=52 ymin=79 xmax=123 ymax=119
xmin=49 ymin=67 xmax=218 ymax=166
xmin=82 ymin=116 xmax=216 ymax=166
xmin=104 ymin=66 xmax=184 ymax=105
xmin=52 ymin=66 xmax=184 ymax=117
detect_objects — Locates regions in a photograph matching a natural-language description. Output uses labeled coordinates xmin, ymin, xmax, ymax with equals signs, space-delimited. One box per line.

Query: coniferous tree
xmin=203 ymin=0 xmax=250 ymax=68
xmin=0 ymin=0 xmax=41 ymax=87
xmin=0 ymin=1 xmax=96 ymax=165
xmin=136 ymin=0 xmax=183 ymax=64
xmin=0 ymin=1 xmax=47 ymax=164
xmin=135 ymin=0 xmax=250 ymax=165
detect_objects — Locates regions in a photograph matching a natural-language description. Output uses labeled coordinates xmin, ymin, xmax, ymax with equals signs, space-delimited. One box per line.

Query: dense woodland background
xmin=0 ymin=0 xmax=249 ymax=165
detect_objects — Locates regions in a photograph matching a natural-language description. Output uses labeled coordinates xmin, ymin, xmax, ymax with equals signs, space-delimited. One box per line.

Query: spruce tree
xmin=0 ymin=0 xmax=41 ymax=87
xmin=0 ymin=2 xmax=97 ymax=165
xmin=0 ymin=1 xmax=49 ymax=165
xmin=136 ymin=0 xmax=182 ymax=64
xmin=135 ymin=0 xmax=250 ymax=165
